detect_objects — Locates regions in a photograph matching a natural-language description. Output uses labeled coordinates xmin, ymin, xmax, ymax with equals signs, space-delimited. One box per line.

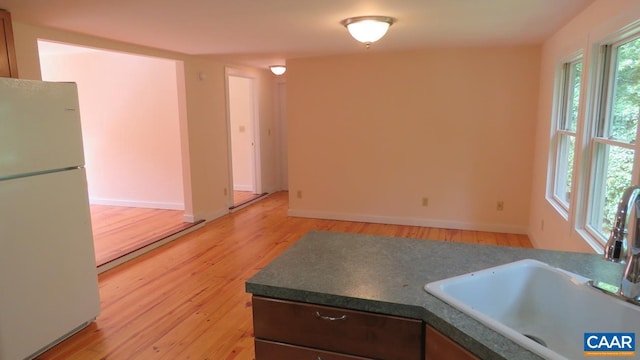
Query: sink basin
xmin=425 ymin=259 xmax=640 ymax=360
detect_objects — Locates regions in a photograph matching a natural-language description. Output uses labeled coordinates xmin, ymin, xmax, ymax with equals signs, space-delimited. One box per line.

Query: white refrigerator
xmin=0 ymin=78 xmax=101 ymax=359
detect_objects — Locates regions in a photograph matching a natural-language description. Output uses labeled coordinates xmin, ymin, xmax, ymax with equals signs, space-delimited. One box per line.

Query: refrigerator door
xmin=0 ymin=168 xmax=100 ymax=360
xmin=0 ymin=78 xmax=85 ymax=179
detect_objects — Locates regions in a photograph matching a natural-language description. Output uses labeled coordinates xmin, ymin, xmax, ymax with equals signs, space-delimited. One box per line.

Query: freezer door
xmin=0 ymin=78 xmax=85 ymax=179
xmin=0 ymin=168 xmax=100 ymax=360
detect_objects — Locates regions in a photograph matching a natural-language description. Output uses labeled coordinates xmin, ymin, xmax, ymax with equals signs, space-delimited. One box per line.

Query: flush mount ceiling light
xmin=269 ymin=65 xmax=286 ymax=76
xmin=340 ymin=15 xmax=396 ymax=48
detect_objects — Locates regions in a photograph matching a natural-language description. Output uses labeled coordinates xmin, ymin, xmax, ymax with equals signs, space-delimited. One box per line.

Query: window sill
xmin=577 ymin=228 xmax=605 ymax=254
xmin=546 ymin=196 xmax=570 ymax=221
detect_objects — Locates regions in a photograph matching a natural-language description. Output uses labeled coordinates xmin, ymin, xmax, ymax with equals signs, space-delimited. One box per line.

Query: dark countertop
xmin=245 ymin=230 xmax=624 ymax=360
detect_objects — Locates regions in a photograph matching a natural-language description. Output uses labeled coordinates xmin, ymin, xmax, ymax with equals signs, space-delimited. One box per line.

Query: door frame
xmin=224 ymin=67 xmax=262 ymax=207
xmin=274 ymin=79 xmax=288 ymax=191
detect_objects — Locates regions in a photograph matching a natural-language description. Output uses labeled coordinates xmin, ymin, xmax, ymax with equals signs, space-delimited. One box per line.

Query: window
xmin=550 ymin=59 xmax=582 ymax=213
xmin=585 ymin=35 xmax=640 ymax=243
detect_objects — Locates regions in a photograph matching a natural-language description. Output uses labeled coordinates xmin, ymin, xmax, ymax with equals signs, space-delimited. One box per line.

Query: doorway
xmin=37 ymin=40 xmax=196 ymax=267
xmin=226 ymin=71 xmax=263 ymax=208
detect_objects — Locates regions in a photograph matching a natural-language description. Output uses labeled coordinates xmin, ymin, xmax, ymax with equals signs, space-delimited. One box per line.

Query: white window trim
xmin=547 ymin=52 xmax=583 ymax=219
xmin=577 ymin=21 xmax=640 ymax=252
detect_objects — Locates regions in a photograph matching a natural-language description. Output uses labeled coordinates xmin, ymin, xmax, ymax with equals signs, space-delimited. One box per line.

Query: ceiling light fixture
xmin=269 ymin=65 xmax=286 ymax=76
xmin=340 ymin=16 xmax=396 ymax=48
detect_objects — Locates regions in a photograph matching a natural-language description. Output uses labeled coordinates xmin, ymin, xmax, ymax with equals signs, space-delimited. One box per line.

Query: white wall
xmin=11 ymin=22 xmax=278 ymax=222
xmin=528 ymin=0 xmax=640 ymax=253
xmin=275 ymin=80 xmax=288 ymax=190
xmin=39 ymin=45 xmax=185 ymax=210
xmin=287 ymin=46 xmax=540 ymax=234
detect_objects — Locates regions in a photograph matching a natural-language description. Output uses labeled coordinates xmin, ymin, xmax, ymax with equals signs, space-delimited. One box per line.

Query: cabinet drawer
xmin=256 ymin=339 xmax=372 ymax=360
xmin=253 ymin=296 xmax=423 ymax=360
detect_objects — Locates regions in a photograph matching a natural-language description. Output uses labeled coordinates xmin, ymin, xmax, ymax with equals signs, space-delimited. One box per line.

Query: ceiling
xmin=0 ymin=0 xmax=596 ymax=68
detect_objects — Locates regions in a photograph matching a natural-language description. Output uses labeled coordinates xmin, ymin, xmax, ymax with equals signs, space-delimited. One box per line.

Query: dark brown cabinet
xmin=252 ymin=296 xmax=423 ymax=360
xmin=255 ymin=340 xmax=372 ymax=360
xmin=0 ymin=9 xmax=18 ymax=78
xmin=251 ymin=296 xmax=485 ymax=360
xmin=425 ymin=325 xmax=479 ymax=360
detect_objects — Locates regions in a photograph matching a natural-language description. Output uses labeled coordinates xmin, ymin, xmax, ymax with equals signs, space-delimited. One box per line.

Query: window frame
xmin=581 ymin=32 xmax=640 ymax=247
xmin=548 ymin=55 xmax=583 ymax=217
xmin=544 ymin=19 xmax=640 ymax=253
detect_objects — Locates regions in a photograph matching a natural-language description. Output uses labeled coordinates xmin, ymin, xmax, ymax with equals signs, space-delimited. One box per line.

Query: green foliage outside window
xmin=598 ymin=37 xmax=640 ymax=236
xmin=564 ymin=62 xmax=581 ymax=202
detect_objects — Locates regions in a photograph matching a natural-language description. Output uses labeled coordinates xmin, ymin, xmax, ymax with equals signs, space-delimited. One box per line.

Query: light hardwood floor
xmin=91 ymin=205 xmax=198 ymax=267
xmin=232 ymin=191 xmax=266 ymax=208
xmin=39 ymin=191 xmax=532 ymax=360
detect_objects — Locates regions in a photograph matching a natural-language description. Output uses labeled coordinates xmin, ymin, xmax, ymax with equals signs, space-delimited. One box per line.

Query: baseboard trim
xmin=201 ymin=208 xmax=230 ymax=222
xmin=90 ymin=198 xmax=184 ymax=210
xmin=183 ymin=207 xmax=233 ymax=224
xmin=287 ymin=209 xmax=527 ymax=234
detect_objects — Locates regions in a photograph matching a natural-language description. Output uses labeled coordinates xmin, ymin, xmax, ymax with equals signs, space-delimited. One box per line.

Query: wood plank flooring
xmin=39 ymin=191 xmax=532 ymax=360
xmin=232 ymin=191 xmax=265 ymax=208
xmin=91 ymin=205 xmax=197 ymax=267
xmin=233 ymin=191 xmax=258 ymax=205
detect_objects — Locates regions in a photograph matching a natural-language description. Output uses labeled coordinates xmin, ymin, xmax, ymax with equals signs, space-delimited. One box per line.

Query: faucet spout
xmin=603 ymin=185 xmax=640 ymax=301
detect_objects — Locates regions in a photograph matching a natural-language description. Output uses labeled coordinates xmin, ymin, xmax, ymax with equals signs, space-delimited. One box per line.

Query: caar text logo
xmin=584 ymin=333 xmax=635 ymax=357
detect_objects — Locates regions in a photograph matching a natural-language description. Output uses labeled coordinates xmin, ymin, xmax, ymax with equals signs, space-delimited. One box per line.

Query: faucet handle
xmin=604 ymin=232 xmax=627 ymax=263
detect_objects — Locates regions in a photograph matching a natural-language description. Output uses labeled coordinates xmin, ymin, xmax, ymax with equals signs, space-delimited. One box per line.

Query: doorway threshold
xmin=230 ymin=192 xmax=268 ymax=211
xmin=97 ymin=219 xmax=205 ymax=274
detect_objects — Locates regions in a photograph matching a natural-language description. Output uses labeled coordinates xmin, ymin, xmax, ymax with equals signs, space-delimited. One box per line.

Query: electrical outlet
xmin=497 ymin=201 xmax=504 ymax=211
xmin=541 ymin=220 xmax=545 ymax=231
xmin=224 ymin=188 xmax=228 ymax=196
xmin=422 ymin=197 xmax=429 ymax=207
xmin=297 ymin=190 xmax=302 ymax=199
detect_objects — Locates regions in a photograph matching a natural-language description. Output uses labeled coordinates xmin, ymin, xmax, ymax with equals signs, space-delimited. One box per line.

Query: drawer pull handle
xmin=315 ymin=311 xmax=347 ymax=321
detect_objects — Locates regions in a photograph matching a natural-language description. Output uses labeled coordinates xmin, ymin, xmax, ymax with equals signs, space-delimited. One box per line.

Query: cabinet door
xmin=0 ymin=10 xmax=18 ymax=78
xmin=425 ymin=326 xmax=479 ymax=360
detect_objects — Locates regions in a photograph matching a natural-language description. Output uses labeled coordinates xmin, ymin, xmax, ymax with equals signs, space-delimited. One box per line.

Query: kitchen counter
xmin=245 ymin=230 xmax=624 ymax=359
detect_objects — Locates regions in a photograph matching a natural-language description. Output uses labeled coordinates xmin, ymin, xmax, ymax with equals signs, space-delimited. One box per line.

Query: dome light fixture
xmin=340 ymin=16 xmax=396 ymax=48
xmin=269 ymin=65 xmax=286 ymax=76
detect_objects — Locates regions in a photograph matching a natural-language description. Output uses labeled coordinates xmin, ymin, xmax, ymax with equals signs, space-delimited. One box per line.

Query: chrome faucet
xmin=603 ymin=185 xmax=640 ymax=302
